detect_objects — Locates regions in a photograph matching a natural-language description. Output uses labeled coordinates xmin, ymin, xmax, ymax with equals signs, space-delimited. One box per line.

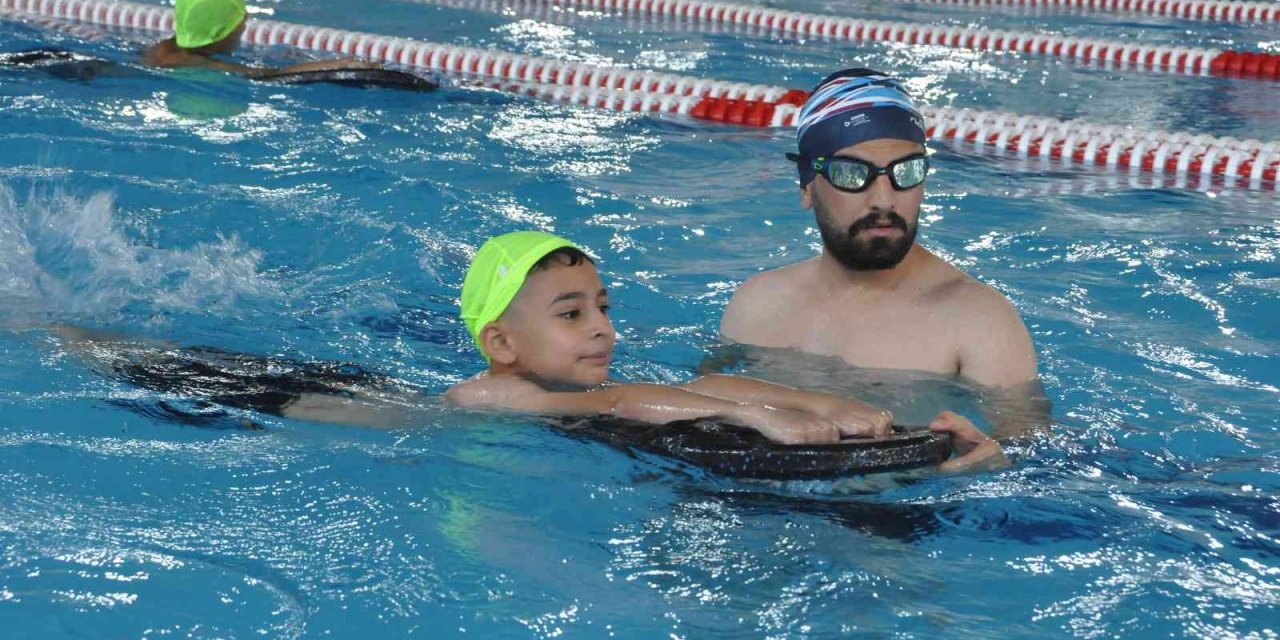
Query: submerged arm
xmin=956 ymin=290 xmax=1051 ymax=438
xmin=974 ymin=379 xmax=1053 ymax=440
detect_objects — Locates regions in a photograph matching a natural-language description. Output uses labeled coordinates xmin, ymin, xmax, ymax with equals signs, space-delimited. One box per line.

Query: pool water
xmin=1 ymin=0 xmax=1277 ymax=638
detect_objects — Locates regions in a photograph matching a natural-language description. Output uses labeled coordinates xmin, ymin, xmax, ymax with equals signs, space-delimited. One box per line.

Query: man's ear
xmin=800 ymin=181 xmax=813 ymax=209
xmin=480 ymin=323 xmax=518 ymax=366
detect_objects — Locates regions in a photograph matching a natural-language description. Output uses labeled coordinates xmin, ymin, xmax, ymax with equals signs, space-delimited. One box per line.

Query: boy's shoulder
xmin=444 ymin=372 xmax=546 ymax=409
xmin=142 ymin=39 xmax=189 ymax=67
xmin=142 ymin=40 xmax=254 ymax=75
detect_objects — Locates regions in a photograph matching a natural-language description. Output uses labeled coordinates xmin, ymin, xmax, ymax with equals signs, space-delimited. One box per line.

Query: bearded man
xmin=720 ymin=69 xmax=1045 ymax=437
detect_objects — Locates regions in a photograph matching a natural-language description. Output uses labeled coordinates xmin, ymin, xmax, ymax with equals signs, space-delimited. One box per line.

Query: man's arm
xmin=719 ymin=272 xmax=774 ymax=344
xmin=955 ymin=288 xmax=1051 ymax=438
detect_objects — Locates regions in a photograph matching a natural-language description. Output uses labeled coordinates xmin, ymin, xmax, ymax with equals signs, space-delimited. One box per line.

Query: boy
xmin=142 ymin=0 xmax=378 ymax=77
xmin=445 ymin=231 xmax=1003 ymax=469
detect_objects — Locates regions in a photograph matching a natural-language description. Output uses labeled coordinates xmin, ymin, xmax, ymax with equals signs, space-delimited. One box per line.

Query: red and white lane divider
xmin=411 ymin=0 xmax=1280 ymax=80
xmin=0 ymin=0 xmax=804 ymax=101
xmin=1 ymin=0 xmax=1275 ymax=188
xmin=895 ymin=0 xmax=1279 ymax=23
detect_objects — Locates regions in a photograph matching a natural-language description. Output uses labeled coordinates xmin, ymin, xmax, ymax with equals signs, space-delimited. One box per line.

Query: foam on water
xmin=0 ymin=185 xmax=278 ymax=327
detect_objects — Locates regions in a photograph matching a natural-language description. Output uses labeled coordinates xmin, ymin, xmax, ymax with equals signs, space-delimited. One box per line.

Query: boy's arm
xmin=681 ymin=374 xmax=893 ymax=437
xmin=255 ymin=59 xmax=383 ymax=77
xmin=446 ymin=377 xmax=843 ymax=445
xmin=149 ymin=47 xmax=379 ymax=77
xmin=154 ymin=49 xmax=260 ymax=75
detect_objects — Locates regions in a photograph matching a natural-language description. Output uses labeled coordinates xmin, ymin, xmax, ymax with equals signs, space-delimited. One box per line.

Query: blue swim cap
xmin=793 ymin=69 xmax=927 ymax=186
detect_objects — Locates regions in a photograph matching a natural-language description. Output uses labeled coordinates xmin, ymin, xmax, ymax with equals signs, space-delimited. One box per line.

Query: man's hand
xmin=929 ymin=410 xmax=1009 ymax=472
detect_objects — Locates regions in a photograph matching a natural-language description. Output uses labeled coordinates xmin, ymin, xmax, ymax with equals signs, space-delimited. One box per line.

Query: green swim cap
xmin=175 ymin=0 xmax=246 ymax=49
xmin=460 ymin=231 xmax=577 ymax=359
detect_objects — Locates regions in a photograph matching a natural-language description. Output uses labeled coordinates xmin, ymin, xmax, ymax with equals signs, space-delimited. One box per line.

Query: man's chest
xmin=759 ymin=297 xmax=961 ymax=375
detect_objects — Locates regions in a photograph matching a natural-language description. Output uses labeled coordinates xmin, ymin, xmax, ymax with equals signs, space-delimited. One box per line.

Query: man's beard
xmin=816 ymin=205 xmax=918 ymax=271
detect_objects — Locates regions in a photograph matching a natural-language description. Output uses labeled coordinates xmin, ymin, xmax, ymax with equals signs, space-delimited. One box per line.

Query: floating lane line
xmin=890 ymin=0 xmax=1279 ymax=23
xmin=407 ymin=0 xmax=1280 ymax=80
xmin=1 ymin=0 xmax=1275 ymax=188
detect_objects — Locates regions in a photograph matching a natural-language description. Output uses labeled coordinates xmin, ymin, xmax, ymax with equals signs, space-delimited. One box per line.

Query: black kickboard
xmin=563 ymin=416 xmax=952 ymax=479
xmin=2 ymin=48 xmax=437 ymax=90
xmin=253 ymin=68 xmax=438 ymax=91
xmin=92 ymin=340 xmax=947 ymax=478
xmin=0 ymin=47 xmax=117 ymax=80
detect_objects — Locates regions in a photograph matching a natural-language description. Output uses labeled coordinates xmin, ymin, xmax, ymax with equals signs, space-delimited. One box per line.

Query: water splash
xmin=0 ymin=184 xmax=277 ymax=327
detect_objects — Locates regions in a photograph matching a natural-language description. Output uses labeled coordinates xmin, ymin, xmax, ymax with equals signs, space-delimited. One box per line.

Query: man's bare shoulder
xmin=731 ymin=261 xmax=815 ymax=306
xmin=929 ymin=268 xmax=1021 ymax=321
xmin=915 ymin=253 xmax=1015 ymax=315
xmin=721 ymin=261 xmax=815 ymax=338
xmin=914 ymin=252 xmax=1037 ymax=388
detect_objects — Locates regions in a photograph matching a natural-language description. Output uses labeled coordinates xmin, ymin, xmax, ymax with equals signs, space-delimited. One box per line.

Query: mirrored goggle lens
xmin=892 ymin=157 xmax=929 ymax=189
xmin=826 ymin=160 xmax=872 ymax=190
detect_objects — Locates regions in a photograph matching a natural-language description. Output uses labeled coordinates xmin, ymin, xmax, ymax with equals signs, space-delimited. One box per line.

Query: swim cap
xmin=793 ymin=69 xmax=928 ymax=186
xmin=460 ymin=231 xmax=577 ymax=358
xmin=175 ymin=0 xmax=247 ymax=49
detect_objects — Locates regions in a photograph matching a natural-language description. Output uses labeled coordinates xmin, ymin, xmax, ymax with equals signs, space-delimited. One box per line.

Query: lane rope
xmin=1 ymin=0 xmax=1275 ymax=188
xmin=891 ymin=0 xmax=1280 ymax=23
xmin=405 ymin=0 xmax=1280 ymax=80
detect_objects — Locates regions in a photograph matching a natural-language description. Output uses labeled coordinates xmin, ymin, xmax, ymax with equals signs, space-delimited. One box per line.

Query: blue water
xmin=1 ymin=1 xmax=1278 ymax=638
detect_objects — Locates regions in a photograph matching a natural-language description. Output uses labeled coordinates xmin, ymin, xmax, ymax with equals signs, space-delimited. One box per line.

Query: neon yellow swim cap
xmin=460 ymin=231 xmax=577 ymax=358
xmin=175 ymin=0 xmax=246 ymax=49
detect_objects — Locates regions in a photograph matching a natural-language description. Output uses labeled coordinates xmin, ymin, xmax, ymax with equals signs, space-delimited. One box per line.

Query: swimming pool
xmin=1 ymin=0 xmax=1278 ymax=637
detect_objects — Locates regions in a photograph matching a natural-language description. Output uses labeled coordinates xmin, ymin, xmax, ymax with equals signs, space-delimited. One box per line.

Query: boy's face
xmin=497 ymin=259 xmax=615 ymax=387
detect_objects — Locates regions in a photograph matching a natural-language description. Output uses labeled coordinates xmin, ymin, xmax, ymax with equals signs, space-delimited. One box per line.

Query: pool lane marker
xmin=408 ymin=0 xmax=1280 ymax=81
xmin=2 ymin=0 xmax=1276 ymax=189
xmin=890 ymin=0 xmax=1279 ymax=23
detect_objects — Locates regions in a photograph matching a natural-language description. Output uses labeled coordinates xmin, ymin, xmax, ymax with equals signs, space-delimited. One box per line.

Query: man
xmin=720 ymin=69 xmax=1046 ymax=437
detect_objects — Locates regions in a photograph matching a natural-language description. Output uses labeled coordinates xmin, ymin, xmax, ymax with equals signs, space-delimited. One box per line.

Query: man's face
xmin=802 ymin=138 xmax=927 ymax=271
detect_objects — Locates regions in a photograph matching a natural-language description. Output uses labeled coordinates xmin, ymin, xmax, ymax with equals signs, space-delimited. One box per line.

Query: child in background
xmin=143 ymin=0 xmax=378 ymax=77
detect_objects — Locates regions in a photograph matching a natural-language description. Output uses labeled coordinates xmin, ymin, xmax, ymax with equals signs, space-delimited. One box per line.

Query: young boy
xmin=445 ymin=231 xmax=1004 ymax=469
xmin=142 ymin=0 xmax=378 ymax=77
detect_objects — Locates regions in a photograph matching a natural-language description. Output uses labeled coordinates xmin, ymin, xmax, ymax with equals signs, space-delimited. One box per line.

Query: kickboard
xmin=563 ymin=416 xmax=952 ymax=479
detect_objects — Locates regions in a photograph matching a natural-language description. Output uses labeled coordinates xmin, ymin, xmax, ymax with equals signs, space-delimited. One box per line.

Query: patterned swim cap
xmin=793 ymin=69 xmax=927 ymax=186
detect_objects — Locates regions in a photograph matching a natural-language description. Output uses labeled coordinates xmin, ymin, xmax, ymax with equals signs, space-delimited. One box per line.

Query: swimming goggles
xmin=788 ymin=152 xmax=931 ymax=193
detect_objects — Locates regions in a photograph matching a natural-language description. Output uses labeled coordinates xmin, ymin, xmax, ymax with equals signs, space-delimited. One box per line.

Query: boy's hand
xmin=736 ymin=405 xmax=841 ymax=445
xmin=822 ymin=398 xmax=893 ymax=438
xmin=929 ymin=411 xmax=1009 ymax=472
